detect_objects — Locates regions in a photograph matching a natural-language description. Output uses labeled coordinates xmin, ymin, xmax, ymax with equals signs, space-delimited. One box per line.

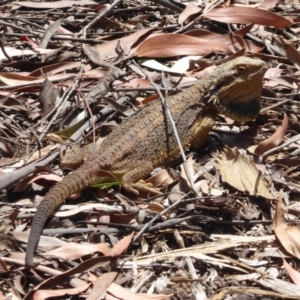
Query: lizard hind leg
xmin=114 ymin=160 xmax=161 ymax=195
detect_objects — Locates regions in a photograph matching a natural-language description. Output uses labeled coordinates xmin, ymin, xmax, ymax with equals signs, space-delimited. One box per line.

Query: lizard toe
xmin=130 ymin=182 xmax=161 ymax=195
xmin=122 ymin=183 xmax=140 ymax=196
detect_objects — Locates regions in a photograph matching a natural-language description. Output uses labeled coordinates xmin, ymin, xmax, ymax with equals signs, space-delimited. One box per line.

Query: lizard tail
xmin=25 ymin=168 xmax=97 ymax=267
xmin=25 ymin=193 xmax=58 ymax=267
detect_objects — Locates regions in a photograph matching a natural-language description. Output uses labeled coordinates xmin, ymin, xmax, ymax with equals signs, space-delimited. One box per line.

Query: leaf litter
xmin=1 ymin=1 xmax=300 ymax=299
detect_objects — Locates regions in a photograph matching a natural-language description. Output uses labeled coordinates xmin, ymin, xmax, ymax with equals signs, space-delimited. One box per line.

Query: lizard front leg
xmin=60 ymin=143 xmax=101 ymax=169
xmin=190 ymin=113 xmax=216 ymax=150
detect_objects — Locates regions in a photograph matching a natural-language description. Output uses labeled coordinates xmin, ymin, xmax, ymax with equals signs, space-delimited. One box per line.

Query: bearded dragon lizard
xmin=25 ymin=56 xmax=268 ymax=267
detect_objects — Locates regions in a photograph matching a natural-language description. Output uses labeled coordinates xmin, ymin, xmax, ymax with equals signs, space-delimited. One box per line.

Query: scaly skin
xmin=25 ymin=57 xmax=268 ymax=267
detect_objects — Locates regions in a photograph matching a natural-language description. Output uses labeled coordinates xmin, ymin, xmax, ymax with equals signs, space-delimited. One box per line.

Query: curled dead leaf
xmin=213 ymin=147 xmax=274 ymax=200
xmin=273 ymin=191 xmax=300 ymax=259
xmin=255 ymin=113 xmax=288 ymax=157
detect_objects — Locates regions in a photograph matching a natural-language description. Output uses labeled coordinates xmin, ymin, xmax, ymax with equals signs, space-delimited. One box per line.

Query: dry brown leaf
xmin=213 ymin=147 xmax=274 ymax=199
xmin=83 ymin=44 xmax=108 ymax=66
xmin=145 ymin=169 xmax=174 ymax=187
xmin=285 ymin=43 xmax=300 ymax=68
xmin=38 ymin=78 xmax=58 ymax=118
xmin=254 ymin=113 xmax=288 ymax=156
xmin=20 ymin=35 xmax=39 ymax=49
xmin=180 ymin=156 xmax=195 ymax=181
xmin=135 ymin=34 xmax=232 ymax=58
xmin=84 ymin=68 xmax=107 ymax=79
xmin=185 ymin=27 xmax=263 ymax=53
xmin=265 ymin=67 xmax=285 ymax=78
xmin=53 ymin=203 xmax=122 ymax=218
xmin=12 ymin=0 xmax=97 ymax=8
xmin=117 ymin=77 xmax=151 ymax=88
xmin=0 ymin=73 xmax=42 ymax=84
xmin=23 ymin=257 xmax=111 ymax=300
xmin=185 ymin=29 xmax=224 ymax=40
xmin=188 ymin=65 xmax=215 ymax=79
xmin=257 ymin=277 xmax=300 ymax=297
xmin=40 ymin=19 xmax=62 ymax=49
xmin=147 ymin=203 xmax=166 ymax=214
xmin=44 ymin=242 xmax=111 ymax=260
xmin=264 ymin=76 xmax=299 ymax=89
xmin=0 ymin=233 xmax=16 ymax=251
xmin=129 ymin=14 xmax=152 ymax=24
xmin=185 ymin=23 xmax=254 ymax=40
xmin=109 ymin=232 xmax=134 ymax=256
xmin=33 ymin=284 xmax=90 ymax=300
xmin=86 ymin=272 xmax=117 ymax=300
xmin=273 ymin=192 xmax=300 ymax=259
xmin=0 ymin=47 xmax=56 ymax=61
xmin=243 ymin=39 xmax=265 ymax=53
xmin=0 ymin=140 xmax=14 ymax=158
xmin=0 ymin=215 xmax=13 ymax=235
xmin=0 ymin=72 xmax=73 ymax=87
xmin=107 ymin=282 xmax=171 ymax=300
xmin=282 ymin=257 xmax=300 ymax=286
xmin=51 ymin=19 xmax=73 ymax=35
xmin=178 ymin=3 xmax=201 ymax=26
xmin=12 ymin=231 xmax=67 ymax=248
xmin=29 ymin=61 xmax=82 ymax=77
xmin=95 ymin=28 xmax=154 ymax=60
xmin=258 ymin=0 xmax=280 ymax=10
xmin=13 ymin=173 xmax=62 ymax=193
xmin=110 ymin=209 xmax=139 ymax=224
xmin=204 ymin=6 xmax=293 ymax=28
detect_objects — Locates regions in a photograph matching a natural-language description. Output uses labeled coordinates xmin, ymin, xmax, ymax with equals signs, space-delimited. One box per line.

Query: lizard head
xmin=207 ymin=57 xmax=268 ymax=123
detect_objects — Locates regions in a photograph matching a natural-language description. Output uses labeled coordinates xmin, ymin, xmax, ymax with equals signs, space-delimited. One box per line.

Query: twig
xmin=0 ymin=38 xmax=11 ymax=62
xmin=0 ymin=110 xmax=43 ymax=158
xmin=112 ymin=87 xmax=182 ymax=92
xmin=133 ymin=194 xmax=186 ymax=242
xmin=80 ymin=0 xmax=122 ymax=34
xmin=77 ymin=89 xmax=96 ymax=143
xmin=37 ymin=64 xmax=85 ymax=143
xmin=0 ymin=25 xmax=11 ymax=62
xmin=70 ymin=91 xmax=138 ymax=141
xmin=0 ymin=151 xmax=59 ymax=191
xmin=149 ymin=0 xmax=183 ymax=13
xmin=0 ymin=20 xmax=43 ymax=36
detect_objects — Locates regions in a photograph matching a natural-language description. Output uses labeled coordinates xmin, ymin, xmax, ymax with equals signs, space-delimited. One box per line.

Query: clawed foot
xmin=122 ymin=180 xmax=161 ymax=196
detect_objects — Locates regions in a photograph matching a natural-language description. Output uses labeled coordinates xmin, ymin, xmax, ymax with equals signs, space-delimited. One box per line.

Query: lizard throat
xmin=218 ymin=96 xmax=261 ymax=123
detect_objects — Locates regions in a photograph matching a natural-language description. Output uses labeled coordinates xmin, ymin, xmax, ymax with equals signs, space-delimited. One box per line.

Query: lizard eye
xmin=237 ymin=65 xmax=247 ymax=73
